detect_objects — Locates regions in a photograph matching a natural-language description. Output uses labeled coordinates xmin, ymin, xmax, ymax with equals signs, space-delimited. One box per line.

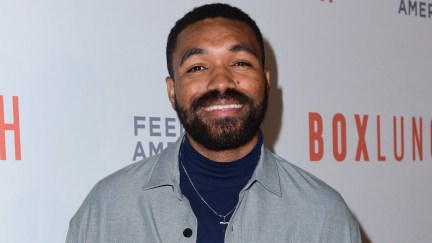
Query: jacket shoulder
xmin=264 ymin=151 xmax=360 ymax=241
xmin=268 ymin=150 xmax=347 ymax=208
xmin=66 ymin=153 xmax=163 ymax=242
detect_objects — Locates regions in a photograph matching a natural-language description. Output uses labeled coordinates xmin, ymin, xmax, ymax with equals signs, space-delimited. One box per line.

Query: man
xmin=67 ymin=3 xmax=360 ymax=243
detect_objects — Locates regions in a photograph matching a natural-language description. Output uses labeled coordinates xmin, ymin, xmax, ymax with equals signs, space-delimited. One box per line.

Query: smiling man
xmin=67 ymin=3 xmax=360 ymax=243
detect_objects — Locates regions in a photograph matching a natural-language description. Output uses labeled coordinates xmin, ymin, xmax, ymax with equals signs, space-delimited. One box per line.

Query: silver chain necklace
xmin=179 ymin=149 xmax=236 ymax=232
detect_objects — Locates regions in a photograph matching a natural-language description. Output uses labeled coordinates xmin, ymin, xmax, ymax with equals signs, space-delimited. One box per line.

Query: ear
xmin=166 ymin=76 xmax=176 ymax=109
xmin=264 ymin=67 xmax=271 ymax=88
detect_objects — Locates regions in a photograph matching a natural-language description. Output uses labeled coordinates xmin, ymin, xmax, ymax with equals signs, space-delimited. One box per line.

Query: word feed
xmin=0 ymin=95 xmax=21 ymax=160
xmin=132 ymin=116 xmax=184 ymax=161
xmin=398 ymin=0 xmax=432 ymax=18
xmin=309 ymin=112 xmax=431 ymax=162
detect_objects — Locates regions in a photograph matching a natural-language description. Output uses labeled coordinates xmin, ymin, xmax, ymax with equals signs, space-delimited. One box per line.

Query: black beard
xmin=175 ymin=87 xmax=268 ymax=151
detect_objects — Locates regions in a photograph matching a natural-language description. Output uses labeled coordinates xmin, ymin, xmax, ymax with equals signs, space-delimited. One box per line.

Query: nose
xmin=206 ymin=64 xmax=237 ymax=92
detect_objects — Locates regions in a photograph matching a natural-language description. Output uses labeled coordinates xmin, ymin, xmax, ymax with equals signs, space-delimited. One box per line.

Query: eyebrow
xmin=178 ymin=43 xmax=259 ymax=67
xmin=228 ymin=43 xmax=259 ymax=59
xmin=179 ymin=48 xmax=208 ymax=66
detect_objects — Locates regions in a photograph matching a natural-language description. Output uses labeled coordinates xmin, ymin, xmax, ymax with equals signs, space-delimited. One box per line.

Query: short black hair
xmin=166 ymin=3 xmax=265 ymax=78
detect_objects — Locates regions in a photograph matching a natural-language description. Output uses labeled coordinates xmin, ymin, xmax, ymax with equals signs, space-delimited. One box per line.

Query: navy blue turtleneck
xmin=179 ymin=133 xmax=263 ymax=243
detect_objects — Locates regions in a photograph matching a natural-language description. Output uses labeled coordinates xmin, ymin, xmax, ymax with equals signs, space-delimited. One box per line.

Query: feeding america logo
xmin=398 ymin=0 xmax=432 ymax=18
xmin=132 ymin=115 xmax=184 ymax=161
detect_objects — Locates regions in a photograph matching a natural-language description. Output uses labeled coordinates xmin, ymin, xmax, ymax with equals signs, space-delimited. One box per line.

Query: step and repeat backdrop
xmin=1 ymin=0 xmax=431 ymax=242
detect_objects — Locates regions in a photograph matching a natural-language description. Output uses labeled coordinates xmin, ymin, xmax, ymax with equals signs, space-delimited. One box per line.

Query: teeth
xmin=205 ymin=104 xmax=242 ymax=111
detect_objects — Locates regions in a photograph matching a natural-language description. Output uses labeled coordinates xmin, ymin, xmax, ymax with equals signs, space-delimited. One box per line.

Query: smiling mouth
xmin=204 ymin=104 xmax=243 ymax=112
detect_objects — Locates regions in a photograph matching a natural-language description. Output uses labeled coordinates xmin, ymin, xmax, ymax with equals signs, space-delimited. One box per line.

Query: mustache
xmin=191 ymin=88 xmax=253 ymax=111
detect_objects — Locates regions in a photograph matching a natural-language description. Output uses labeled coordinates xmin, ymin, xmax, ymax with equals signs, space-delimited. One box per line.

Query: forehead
xmin=175 ymin=17 xmax=260 ymax=53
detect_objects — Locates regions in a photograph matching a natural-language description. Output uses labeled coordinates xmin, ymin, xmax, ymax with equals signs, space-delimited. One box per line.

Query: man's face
xmin=166 ymin=17 xmax=270 ymax=151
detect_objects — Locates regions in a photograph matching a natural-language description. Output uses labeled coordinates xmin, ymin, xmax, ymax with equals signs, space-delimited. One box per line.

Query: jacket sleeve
xmin=320 ymin=194 xmax=362 ymax=243
xmin=65 ymin=182 xmax=103 ymax=243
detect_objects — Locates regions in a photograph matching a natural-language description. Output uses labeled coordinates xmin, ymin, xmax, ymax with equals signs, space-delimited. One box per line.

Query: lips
xmin=204 ymin=104 xmax=243 ymax=112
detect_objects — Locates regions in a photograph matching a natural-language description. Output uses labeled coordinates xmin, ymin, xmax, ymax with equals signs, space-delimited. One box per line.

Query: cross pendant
xmin=220 ymin=216 xmax=229 ymax=232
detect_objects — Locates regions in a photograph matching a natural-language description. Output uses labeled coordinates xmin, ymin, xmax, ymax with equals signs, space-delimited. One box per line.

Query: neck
xmin=186 ymin=132 xmax=260 ymax=162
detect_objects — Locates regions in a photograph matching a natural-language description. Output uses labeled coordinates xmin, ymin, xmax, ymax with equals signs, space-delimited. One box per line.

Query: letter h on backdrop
xmin=0 ymin=95 xmax=21 ymax=160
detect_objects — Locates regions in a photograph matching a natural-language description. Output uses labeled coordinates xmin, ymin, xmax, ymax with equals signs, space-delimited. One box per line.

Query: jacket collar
xmin=247 ymin=146 xmax=282 ymax=196
xmin=141 ymin=136 xmax=183 ymax=194
xmin=142 ymin=135 xmax=281 ymax=197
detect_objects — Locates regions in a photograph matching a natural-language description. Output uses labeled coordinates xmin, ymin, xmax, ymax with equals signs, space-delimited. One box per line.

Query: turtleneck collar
xmin=180 ymin=132 xmax=263 ymax=188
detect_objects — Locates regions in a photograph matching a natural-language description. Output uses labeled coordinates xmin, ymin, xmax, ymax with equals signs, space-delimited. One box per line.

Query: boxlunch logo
xmin=0 ymin=95 xmax=21 ymax=161
xmin=132 ymin=116 xmax=184 ymax=161
xmin=308 ymin=112 xmax=431 ymax=162
xmin=398 ymin=0 xmax=432 ymax=18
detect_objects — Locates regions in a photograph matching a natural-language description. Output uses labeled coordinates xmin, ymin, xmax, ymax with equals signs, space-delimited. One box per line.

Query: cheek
xmin=236 ymin=78 xmax=266 ymax=100
xmin=175 ymin=80 xmax=207 ymax=107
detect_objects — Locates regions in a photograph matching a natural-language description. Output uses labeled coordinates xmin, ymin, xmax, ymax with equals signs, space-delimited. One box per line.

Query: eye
xmin=233 ymin=61 xmax=252 ymax=67
xmin=187 ymin=65 xmax=207 ymax=73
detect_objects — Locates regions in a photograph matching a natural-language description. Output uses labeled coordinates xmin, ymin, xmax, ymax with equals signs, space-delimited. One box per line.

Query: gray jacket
xmin=67 ymin=136 xmax=360 ymax=242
